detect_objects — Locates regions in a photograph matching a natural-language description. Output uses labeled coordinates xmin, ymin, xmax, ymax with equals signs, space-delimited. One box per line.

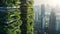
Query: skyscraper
xmin=20 ymin=0 xmax=34 ymax=34
xmin=0 ymin=0 xmax=22 ymax=34
xmin=0 ymin=0 xmax=34 ymax=34
xmin=40 ymin=4 xmax=45 ymax=29
xmin=49 ymin=9 xmax=56 ymax=34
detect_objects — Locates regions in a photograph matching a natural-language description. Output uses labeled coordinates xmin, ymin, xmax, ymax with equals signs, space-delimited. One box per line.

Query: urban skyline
xmin=34 ymin=3 xmax=60 ymax=34
xmin=0 ymin=0 xmax=60 ymax=34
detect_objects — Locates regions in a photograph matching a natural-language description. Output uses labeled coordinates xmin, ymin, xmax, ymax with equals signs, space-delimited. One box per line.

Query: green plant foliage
xmin=0 ymin=0 xmax=22 ymax=34
xmin=0 ymin=0 xmax=34 ymax=34
xmin=20 ymin=0 xmax=34 ymax=34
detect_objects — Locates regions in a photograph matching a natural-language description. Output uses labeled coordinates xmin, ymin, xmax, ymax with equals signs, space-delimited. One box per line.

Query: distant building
xmin=34 ymin=5 xmax=41 ymax=34
xmin=40 ymin=4 xmax=45 ymax=29
xmin=48 ymin=9 xmax=56 ymax=34
xmin=56 ymin=19 xmax=60 ymax=31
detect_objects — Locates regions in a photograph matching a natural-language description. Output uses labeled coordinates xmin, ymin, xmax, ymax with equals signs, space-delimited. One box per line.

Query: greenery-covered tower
xmin=0 ymin=0 xmax=22 ymax=34
xmin=20 ymin=0 xmax=34 ymax=34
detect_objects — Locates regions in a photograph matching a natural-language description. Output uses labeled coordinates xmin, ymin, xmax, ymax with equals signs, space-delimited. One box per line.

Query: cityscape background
xmin=34 ymin=0 xmax=60 ymax=34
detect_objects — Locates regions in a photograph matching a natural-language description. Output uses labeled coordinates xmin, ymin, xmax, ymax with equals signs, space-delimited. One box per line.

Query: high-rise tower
xmin=40 ymin=4 xmax=45 ymax=29
xmin=0 ymin=0 xmax=22 ymax=34
xmin=20 ymin=0 xmax=34 ymax=34
xmin=0 ymin=0 xmax=34 ymax=34
xmin=49 ymin=9 xmax=56 ymax=34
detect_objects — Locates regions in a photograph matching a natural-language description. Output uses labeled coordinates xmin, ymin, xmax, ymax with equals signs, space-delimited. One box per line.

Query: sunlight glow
xmin=34 ymin=0 xmax=60 ymax=7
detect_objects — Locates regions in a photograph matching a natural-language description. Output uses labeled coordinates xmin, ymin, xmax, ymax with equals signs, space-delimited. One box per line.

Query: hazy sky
xmin=34 ymin=0 xmax=60 ymax=7
xmin=34 ymin=0 xmax=60 ymax=18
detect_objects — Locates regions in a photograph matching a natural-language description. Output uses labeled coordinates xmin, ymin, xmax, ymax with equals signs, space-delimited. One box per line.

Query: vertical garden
xmin=0 ymin=0 xmax=22 ymax=34
xmin=20 ymin=0 xmax=34 ymax=34
xmin=0 ymin=0 xmax=34 ymax=34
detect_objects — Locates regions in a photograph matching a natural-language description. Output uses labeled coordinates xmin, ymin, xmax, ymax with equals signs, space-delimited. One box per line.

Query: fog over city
xmin=34 ymin=0 xmax=60 ymax=20
xmin=34 ymin=0 xmax=60 ymax=34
